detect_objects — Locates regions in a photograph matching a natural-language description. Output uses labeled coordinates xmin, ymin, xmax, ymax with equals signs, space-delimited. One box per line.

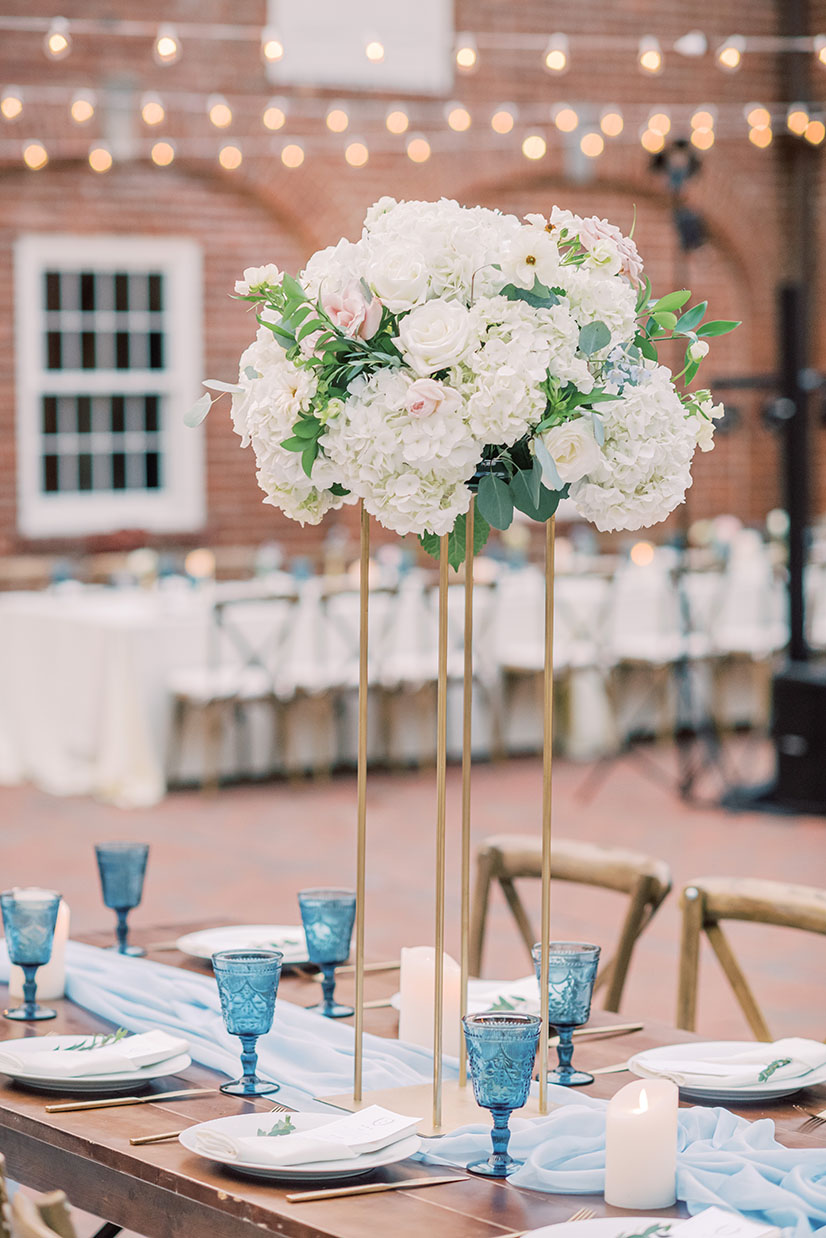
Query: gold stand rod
xmin=433 ymin=533 xmax=449 ymax=1131
xmin=353 ymin=502 xmax=370 ymax=1103
xmin=459 ymin=501 xmax=475 ymax=1087
xmin=539 ymin=515 xmax=556 ymax=1116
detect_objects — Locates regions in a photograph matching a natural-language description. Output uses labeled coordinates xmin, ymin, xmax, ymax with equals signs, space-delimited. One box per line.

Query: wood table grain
xmin=0 ymin=921 xmax=822 ymax=1238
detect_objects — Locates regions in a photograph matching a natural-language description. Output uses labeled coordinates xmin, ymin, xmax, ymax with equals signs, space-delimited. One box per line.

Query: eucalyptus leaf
xmin=202 ymin=379 xmax=243 ymax=394
xmin=578 ymin=320 xmax=611 ymax=356
xmin=476 ymin=473 xmax=514 ymax=530
xmin=590 ymin=411 xmax=605 ymax=446
xmin=675 ymin=301 xmax=708 ymax=334
xmin=509 ymin=463 xmax=542 ymax=514
xmin=183 ymin=392 xmax=213 ymax=427
xmin=501 ymin=280 xmax=560 ymax=309
xmin=301 ymin=443 xmax=318 ymax=478
xmin=534 ymin=438 xmax=564 ymax=491
xmin=243 ymin=366 xmax=261 ymax=380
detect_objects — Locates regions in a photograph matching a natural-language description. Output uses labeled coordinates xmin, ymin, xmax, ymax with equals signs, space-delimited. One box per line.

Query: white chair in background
xmin=375 ymin=575 xmax=445 ymax=765
xmin=806 ymin=563 xmax=826 ymax=650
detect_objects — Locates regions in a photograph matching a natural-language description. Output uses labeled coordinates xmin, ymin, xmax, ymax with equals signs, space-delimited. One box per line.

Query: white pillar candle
xmin=398 ymin=946 xmax=461 ymax=1058
xmin=604 ymin=1077 xmax=678 ymax=1209
xmin=9 ymin=898 xmax=70 ymax=1001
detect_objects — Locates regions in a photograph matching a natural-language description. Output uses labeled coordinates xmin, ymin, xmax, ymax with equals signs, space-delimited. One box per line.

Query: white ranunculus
xmin=395 ymin=298 xmax=477 ymax=376
xmin=368 ymin=248 xmax=429 ymax=311
xmin=234 ymin=263 xmax=281 ymax=295
xmin=540 ymin=418 xmax=603 ymax=484
xmin=687 ymin=339 xmax=710 ymax=362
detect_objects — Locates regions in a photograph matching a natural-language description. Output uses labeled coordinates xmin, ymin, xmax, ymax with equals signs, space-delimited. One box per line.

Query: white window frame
xmin=15 ymin=233 xmax=205 ymax=538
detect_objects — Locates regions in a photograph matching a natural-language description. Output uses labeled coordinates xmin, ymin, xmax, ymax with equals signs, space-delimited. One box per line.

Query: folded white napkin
xmin=194 ymin=1129 xmax=356 ymax=1168
xmin=0 ymin=1030 xmax=188 ymax=1079
xmin=467 ymin=975 xmax=539 ymax=1014
xmin=643 ymin=1038 xmax=826 ymax=1088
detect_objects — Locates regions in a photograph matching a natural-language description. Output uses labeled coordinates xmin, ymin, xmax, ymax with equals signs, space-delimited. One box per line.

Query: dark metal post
xmin=778 ymin=285 xmax=810 ymax=662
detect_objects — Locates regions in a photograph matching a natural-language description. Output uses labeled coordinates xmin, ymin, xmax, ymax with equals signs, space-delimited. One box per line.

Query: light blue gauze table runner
xmin=0 ymin=943 xmax=824 ymax=1237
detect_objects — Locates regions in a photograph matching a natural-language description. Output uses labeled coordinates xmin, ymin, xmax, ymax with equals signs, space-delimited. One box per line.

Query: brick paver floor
xmin=3 ymin=740 xmax=824 ymax=1040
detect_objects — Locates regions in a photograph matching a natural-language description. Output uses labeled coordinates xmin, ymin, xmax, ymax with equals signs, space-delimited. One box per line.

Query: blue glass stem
xmin=556 ymin=1026 xmax=574 ymax=1077
xmin=115 ymin=909 xmax=130 ymax=954
xmin=21 ymin=965 xmax=38 ymax=1017
xmin=489 ymin=1108 xmax=513 ymax=1172
xmin=239 ymin=1033 xmax=260 ymax=1091
xmin=320 ymin=965 xmax=337 ymax=1015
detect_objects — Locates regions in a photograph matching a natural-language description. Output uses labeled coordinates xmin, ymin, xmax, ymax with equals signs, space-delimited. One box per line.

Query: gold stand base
xmin=318 ymin=1080 xmax=553 ymax=1138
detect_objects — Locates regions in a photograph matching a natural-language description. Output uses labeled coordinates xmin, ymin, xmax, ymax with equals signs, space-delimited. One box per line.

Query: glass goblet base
xmin=307 ymin=1000 xmax=355 ymax=1019
xmin=219 ymin=1077 xmax=281 ymax=1096
xmin=108 ymin=944 xmax=146 ymax=957
xmin=4 ymin=1004 xmax=57 ymax=1021
xmin=545 ymin=1067 xmax=594 ymax=1086
xmin=467 ymin=1154 xmax=523 ymax=1178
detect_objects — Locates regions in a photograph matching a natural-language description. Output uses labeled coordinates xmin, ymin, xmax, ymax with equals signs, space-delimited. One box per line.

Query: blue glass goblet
xmin=462 ymin=1012 xmax=542 ymax=1178
xmin=1 ymin=889 xmax=61 ymax=1021
xmin=298 ymin=888 xmax=356 ymax=1018
xmin=212 ymin=949 xmax=283 ymax=1096
xmin=95 ymin=842 xmax=149 ymax=956
xmin=532 ymin=941 xmax=601 ymax=1086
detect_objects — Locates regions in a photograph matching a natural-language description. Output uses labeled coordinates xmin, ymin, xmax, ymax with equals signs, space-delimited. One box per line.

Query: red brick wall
xmin=0 ymin=0 xmax=822 ymax=558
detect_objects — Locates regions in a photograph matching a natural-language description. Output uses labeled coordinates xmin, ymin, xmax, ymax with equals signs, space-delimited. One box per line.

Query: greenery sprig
xmin=58 ymin=1028 xmax=129 ymax=1052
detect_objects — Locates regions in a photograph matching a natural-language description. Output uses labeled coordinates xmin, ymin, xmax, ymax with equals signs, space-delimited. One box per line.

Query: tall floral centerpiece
xmin=191 ymin=197 xmax=738 ymax=1132
xmin=192 ymin=196 xmax=737 ymax=559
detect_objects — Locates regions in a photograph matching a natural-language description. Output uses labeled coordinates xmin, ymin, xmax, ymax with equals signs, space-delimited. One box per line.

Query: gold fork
xmin=497 ymin=1206 xmax=596 ymax=1237
xmin=793 ymin=1104 xmax=826 ymax=1131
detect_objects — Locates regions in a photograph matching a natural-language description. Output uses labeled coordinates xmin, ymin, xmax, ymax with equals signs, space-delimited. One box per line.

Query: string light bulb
xmin=151 ymin=140 xmax=175 ymax=166
xmin=207 ymin=95 xmax=232 ymax=128
xmin=406 ymin=134 xmax=431 ymax=162
xmin=22 ymin=141 xmax=48 ymax=170
xmin=446 ymin=102 xmax=471 ymax=131
xmin=365 ymin=37 xmax=385 ymax=63
xmin=543 ymin=33 xmax=569 ymax=73
xmin=88 ymin=144 xmax=112 ymax=173
xmin=455 ymin=33 xmax=478 ymax=72
xmin=70 ymin=89 xmax=95 ymax=124
xmin=345 ymin=140 xmax=369 ymax=167
xmin=648 ymin=111 xmax=671 ymax=135
xmin=638 ymin=36 xmax=663 ymax=74
xmin=260 ymin=28 xmax=284 ymax=62
xmin=325 ymin=105 xmax=349 ymax=133
xmin=385 ymin=106 xmax=409 ymax=134
xmin=640 ymin=127 xmax=665 ymax=153
xmin=218 ymin=143 xmax=243 ymax=170
xmin=749 ymin=125 xmax=772 ymax=148
xmin=44 ymin=17 xmax=71 ymax=60
xmin=552 ymin=104 xmax=579 ymax=132
xmin=691 ymin=128 xmax=715 ymax=150
xmin=154 ymin=24 xmax=181 ymax=65
xmin=716 ymin=35 xmax=744 ymax=71
xmin=522 ymin=133 xmax=547 ymax=160
xmin=691 ymin=108 xmax=716 ymax=130
xmin=815 ymin=35 xmax=826 ymax=66
xmin=262 ymin=98 xmax=287 ymax=130
xmin=141 ymin=93 xmax=165 ymax=126
xmin=805 ymin=119 xmax=825 ymax=144
xmin=490 ymin=105 xmax=517 ymax=134
xmin=745 ymin=103 xmax=771 ymax=128
xmin=787 ymin=104 xmax=810 ymax=135
xmin=580 ymin=131 xmax=604 ymax=158
xmin=600 ymin=108 xmax=624 ymax=137
xmin=1 ymin=88 xmax=23 ymax=121
xmin=281 ymin=142 xmax=304 ymax=168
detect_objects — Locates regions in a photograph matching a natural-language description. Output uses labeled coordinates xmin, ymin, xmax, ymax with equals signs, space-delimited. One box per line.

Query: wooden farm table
xmin=0 ymin=922 xmax=823 ymax=1238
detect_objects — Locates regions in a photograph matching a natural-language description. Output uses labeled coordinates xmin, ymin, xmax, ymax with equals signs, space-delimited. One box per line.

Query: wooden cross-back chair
xmin=677 ymin=876 xmax=826 ymax=1040
xmin=469 ymin=835 xmax=672 ymax=1011
xmin=0 ymin=1151 xmax=119 ymax=1238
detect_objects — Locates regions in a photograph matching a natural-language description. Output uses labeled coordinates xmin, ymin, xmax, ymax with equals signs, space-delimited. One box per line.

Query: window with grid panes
xmin=15 ymin=235 xmax=204 ymax=538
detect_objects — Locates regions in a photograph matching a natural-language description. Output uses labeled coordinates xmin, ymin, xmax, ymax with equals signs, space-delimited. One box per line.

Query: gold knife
xmin=46 ymin=1088 xmax=214 ymax=1113
xmin=287 ymin=1174 xmax=468 ymax=1203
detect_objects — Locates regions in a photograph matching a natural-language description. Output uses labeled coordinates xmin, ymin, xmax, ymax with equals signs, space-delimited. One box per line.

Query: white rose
xmin=687 ymin=339 xmax=710 ymax=362
xmin=582 ymin=237 xmax=622 ymax=276
xmin=234 ymin=263 xmax=281 ymax=296
xmin=395 ymin=299 xmax=476 ymax=376
xmin=540 ymin=418 xmax=603 ymax=483
xmin=368 ymin=249 xmax=429 ymax=311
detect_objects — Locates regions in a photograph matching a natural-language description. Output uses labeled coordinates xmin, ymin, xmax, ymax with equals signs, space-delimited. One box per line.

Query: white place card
xmin=676 ymin=1206 xmax=780 ymax=1238
xmin=311 ymin=1106 xmax=421 ymax=1155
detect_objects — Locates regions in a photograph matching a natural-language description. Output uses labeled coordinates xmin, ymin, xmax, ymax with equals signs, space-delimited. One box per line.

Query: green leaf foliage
xmin=695 ymin=319 xmax=741 ymax=338
xmin=476 ymin=472 xmax=514 ymax=530
xmin=578 ymin=320 xmax=611 ymax=356
xmin=501 ymin=279 xmax=560 ymax=309
xmin=674 ymin=301 xmax=708 ymax=334
xmin=419 ymin=506 xmax=492 ymax=570
xmin=651 ymin=289 xmax=691 ymax=313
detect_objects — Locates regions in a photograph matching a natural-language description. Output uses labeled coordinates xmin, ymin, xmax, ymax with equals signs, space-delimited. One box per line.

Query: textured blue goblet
xmin=462 ymin=1012 xmax=542 ymax=1177
xmin=95 ymin=842 xmax=149 ymax=957
xmin=212 ymin=949 xmax=283 ymax=1096
xmin=298 ymin=888 xmax=356 ymax=1018
xmin=532 ymin=941 xmax=601 ymax=1086
xmin=1 ymin=889 xmax=61 ymax=1021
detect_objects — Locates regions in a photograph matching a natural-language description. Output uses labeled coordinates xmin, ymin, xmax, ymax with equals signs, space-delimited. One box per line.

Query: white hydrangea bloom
xmin=558 ymin=266 xmax=638 ymax=351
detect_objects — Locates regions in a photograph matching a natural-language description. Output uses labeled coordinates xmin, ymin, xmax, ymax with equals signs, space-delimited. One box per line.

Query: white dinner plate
xmin=0 ymin=1035 xmax=191 ymax=1095
xmin=175 ymin=925 xmax=309 ymax=967
xmin=525 ymin=1217 xmax=679 ymax=1238
xmin=628 ymin=1041 xmax=826 ymax=1103
xmin=389 ymin=975 xmax=539 ymax=1015
xmin=180 ymin=1111 xmax=421 ymax=1183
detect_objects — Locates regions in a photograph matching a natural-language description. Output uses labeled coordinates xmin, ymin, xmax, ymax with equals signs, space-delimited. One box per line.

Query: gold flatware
xmin=269 ymin=1100 xmax=296 ymax=1113
xmin=494 ymin=1206 xmax=596 ymax=1237
xmin=591 ymin=1062 xmax=631 ymax=1075
xmin=309 ymin=960 xmax=401 ymax=981
xmin=287 ymin=1174 xmax=468 ymax=1203
xmin=130 ymin=1129 xmax=185 ymax=1145
xmin=559 ymin=1022 xmax=642 ymax=1045
xmin=45 ymin=1088 xmax=214 ymax=1113
xmin=794 ymin=1104 xmax=826 ymax=1130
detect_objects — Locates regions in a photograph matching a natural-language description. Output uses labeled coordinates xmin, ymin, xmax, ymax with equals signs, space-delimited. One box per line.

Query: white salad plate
xmin=525 ymin=1218 xmax=677 ymax=1238
xmin=628 ymin=1040 xmax=826 ymax=1103
xmin=180 ymin=1111 xmax=421 ymax=1183
xmin=175 ymin=925 xmax=309 ymax=967
xmin=0 ymin=1035 xmax=191 ymax=1094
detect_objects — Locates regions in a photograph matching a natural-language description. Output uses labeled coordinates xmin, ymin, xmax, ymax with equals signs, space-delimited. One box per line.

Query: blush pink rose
xmin=322 ymin=283 xmax=382 ymax=340
xmin=578 ymin=216 xmax=643 ymax=286
xmin=405 ymin=378 xmax=455 ymax=418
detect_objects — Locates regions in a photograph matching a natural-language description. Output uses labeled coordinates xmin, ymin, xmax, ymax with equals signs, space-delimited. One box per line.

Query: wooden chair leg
xmin=706 ymin=921 xmax=773 ymax=1041
xmin=0 ymin=1152 xmax=12 ymax=1238
xmin=202 ymin=700 xmax=224 ymax=795
xmin=498 ymin=877 xmax=538 ymax=964
xmin=603 ymin=876 xmax=656 ymax=1013
xmin=677 ymin=886 xmax=704 ymax=1031
xmin=35 ymin=1194 xmax=77 ymax=1238
xmin=468 ymin=848 xmax=496 ymax=977
xmin=166 ymin=697 xmax=186 ymax=787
